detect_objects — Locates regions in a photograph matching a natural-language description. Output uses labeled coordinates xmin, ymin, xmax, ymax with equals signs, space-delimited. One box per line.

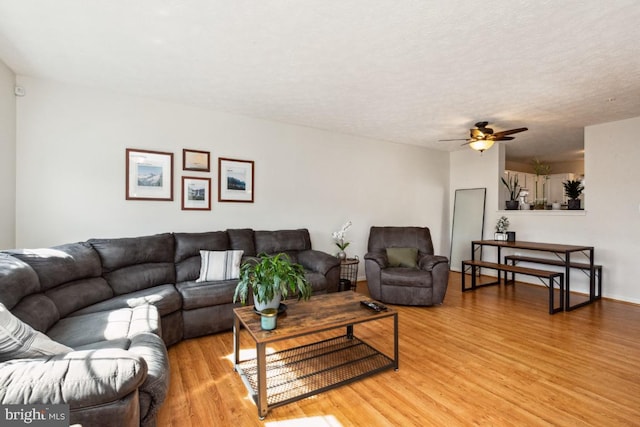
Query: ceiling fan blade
xmin=495 ymin=136 xmax=515 ymax=141
xmin=470 ymin=129 xmax=485 ymax=138
xmin=493 ymin=127 xmax=528 ymax=138
xmin=460 ymin=140 xmax=473 ymax=146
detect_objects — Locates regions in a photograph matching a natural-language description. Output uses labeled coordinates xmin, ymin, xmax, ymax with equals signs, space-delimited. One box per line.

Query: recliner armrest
xmin=297 ymin=250 xmax=340 ymax=275
xmin=418 ymin=254 xmax=449 ymax=271
xmin=0 ymin=349 xmax=147 ymax=408
xmin=364 ymin=251 xmax=388 ymax=268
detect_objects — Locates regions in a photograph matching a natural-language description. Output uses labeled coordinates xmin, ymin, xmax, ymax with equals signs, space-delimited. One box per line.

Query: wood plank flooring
xmin=156 ymin=273 xmax=640 ymax=426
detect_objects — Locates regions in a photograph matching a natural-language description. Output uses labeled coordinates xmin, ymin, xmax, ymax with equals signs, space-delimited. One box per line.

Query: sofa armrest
xmin=0 ymin=349 xmax=147 ymax=408
xmin=418 ymin=254 xmax=449 ymax=271
xmin=364 ymin=251 xmax=388 ymax=269
xmin=296 ymin=250 xmax=340 ymax=275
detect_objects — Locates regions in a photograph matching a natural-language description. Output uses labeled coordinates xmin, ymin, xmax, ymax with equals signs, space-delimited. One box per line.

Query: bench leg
xmin=461 ymin=262 xmax=467 ymax=291
xmin=549 ymin=274 xmax=564 ymax=314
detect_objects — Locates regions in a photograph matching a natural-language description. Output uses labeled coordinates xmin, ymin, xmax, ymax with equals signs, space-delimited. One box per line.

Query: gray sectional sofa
xmin=0 ymin=228 xmax=340 ymax=427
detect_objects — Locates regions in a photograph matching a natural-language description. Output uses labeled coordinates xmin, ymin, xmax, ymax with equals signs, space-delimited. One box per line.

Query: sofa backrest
xmin=253 ymin=229 xmax=312 ymax=263
xmin=227 ymin=228 xmax=256 ymax=257
xmin=1 ymin=242 xmax=112 ymax=331
xmin=0 ymin=253 xmax=51 ymax=331
xmin=367 ymin=226 xmax=435 ymax=256
xmin=89 ymin=233 xmax=176 ymax=295
xmin=174 ymin=231 xmax=230 ymax=283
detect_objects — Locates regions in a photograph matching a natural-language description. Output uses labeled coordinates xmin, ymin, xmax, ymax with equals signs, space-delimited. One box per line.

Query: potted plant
xmin=332 ymin=220 xmax=352 ymax=260
xmin=501 ymin=175 xmax=521 ymax=210
xmin=532 ymin=159 xmax=551 ymax=209
xmin=233 ymin=252 xmax=313 ymax=311
xmin=494 ymin=216 xmax=509 ymax=240
xmin=563 ymin=179 xmax=584 ymax=210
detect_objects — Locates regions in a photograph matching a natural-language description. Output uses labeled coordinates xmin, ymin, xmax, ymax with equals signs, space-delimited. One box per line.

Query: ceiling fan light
xmin=469 ymin=139 xmax=495 ymax=152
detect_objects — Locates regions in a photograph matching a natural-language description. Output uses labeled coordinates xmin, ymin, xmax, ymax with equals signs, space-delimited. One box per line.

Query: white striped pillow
xmin=0 ymin=303 xmax=72 ymax=362
xmin=196 ymin=250 xmax=244 ymax=282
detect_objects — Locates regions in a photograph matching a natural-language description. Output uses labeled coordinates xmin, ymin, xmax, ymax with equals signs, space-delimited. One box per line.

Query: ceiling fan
xmin=440 ymin=121 xmax=528 ymax=152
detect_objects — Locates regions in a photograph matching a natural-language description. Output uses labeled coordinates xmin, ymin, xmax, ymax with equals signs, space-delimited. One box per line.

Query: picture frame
xmin=183 ymin=149 xmax=210 ymax=172
xmin=126 ymin=148 xmax=173 ymax=201
xmin=182 ymin=176 xmax=211 ymax=210
xmin=218 ymin=157 xmax=254 ymax=203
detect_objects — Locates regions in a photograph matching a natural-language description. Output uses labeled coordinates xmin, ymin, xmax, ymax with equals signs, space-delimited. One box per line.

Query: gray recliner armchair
xmin=364 ymin=226 xmax=449 ymax=306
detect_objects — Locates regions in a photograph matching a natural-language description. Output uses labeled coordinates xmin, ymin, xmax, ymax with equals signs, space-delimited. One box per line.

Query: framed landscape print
xmin=183 ymin=149 xmax=210 ymax=172
xmin=126 ymin=148 xmax=173 ymax=201
xmin=218 ymin=157 xmax=254 ymax=203
xmin=182 ymin=176 xmax=211 ymax=210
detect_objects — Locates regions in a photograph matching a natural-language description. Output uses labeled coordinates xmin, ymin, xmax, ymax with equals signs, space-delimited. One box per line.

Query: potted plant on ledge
xmin=233 ymin=252 xmax=313 ymax=311
xmin=501 ymin=175 xmax=521 ymax=210
xmin=563 ymin=179 xmax=584 ymax=210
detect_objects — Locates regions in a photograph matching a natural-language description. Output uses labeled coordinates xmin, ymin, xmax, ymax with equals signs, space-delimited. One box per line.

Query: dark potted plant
xmin=563 ymin=179 xmax=584 ymax=210
xmin=233 ymin=252 xmax=312 ymax=311
xmin=501 ymin=175 xmax=521 ymax=210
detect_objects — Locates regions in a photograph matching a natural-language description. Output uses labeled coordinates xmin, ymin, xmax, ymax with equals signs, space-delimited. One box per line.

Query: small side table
xmin=339 ymin=256 xmax=359 ymax=291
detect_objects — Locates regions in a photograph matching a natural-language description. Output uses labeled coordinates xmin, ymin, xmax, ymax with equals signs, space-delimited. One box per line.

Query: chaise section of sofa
xmin=0 ymin=249 xmax=168 ymax=427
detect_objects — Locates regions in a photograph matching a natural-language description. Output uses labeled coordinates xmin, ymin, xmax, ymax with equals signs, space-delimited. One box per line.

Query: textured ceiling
xmin=1 ymin=1 xmax=639 ymax=164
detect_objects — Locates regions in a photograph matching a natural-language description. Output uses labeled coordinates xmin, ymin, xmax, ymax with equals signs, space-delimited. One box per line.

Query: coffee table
xmin=233 ymin=291 xmax=399 ymax=419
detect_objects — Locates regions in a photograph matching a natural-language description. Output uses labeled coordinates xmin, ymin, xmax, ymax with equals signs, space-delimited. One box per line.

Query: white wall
xmin=14 ymin=77 xmax=450 ymax=272
xmin=0 ymin=60 xmax=16 ymax=249
xmin=451 ymin=120 xmax=640 ymax=303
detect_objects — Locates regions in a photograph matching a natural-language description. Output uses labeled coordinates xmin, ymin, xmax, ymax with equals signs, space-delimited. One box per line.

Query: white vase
xmin=253 ymin=292 xmax=282 ymax=312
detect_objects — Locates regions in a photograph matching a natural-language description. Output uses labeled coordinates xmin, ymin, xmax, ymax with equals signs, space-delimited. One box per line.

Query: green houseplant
xmin=233 ymin=252 xmax=312 ymax=311
xmin=501 ymin=175 xmax=521 ymax=210
xmin=563 ymin=179 xmax=584 ymax=210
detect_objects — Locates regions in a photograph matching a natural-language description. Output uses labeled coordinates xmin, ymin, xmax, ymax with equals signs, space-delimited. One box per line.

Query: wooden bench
xmin=461 ymin=259 xmax=564 ymax=314
xmin=503 ymin=255 xmax=602 ymax=301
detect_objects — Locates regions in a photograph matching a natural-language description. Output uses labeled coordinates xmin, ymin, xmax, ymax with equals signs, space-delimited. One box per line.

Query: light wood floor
xmin=156 ymin=273 xmax=640 ymax=426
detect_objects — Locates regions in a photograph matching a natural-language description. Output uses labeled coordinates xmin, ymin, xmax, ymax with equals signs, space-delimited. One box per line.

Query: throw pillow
xmin=197 ymin=250 xmax=244 ymax=282
xmin=0 ymin=303 xmax=72 ymax=362
xmin=386 ymin=247 xmax=418 ymax=268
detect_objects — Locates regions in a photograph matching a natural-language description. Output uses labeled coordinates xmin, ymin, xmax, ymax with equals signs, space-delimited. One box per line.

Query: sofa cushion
xmin=69 ymin=284 xmax=182 ymax=318
xmin=177 ymin=280 xmax=238 ymax=310
xmin=0 ymin=253 xmax=40 ymax=309
xmin=380 ymin=268 xmax=433 ymax=287
xmin=174 ymin=231 xmax=230 ymax=263
xmin=10 ymin=294 xmax=60 ymax=333
xmin=89 ymin=234 xmax=176 ymax=295
xmin=254 ymin=229 xmax=312 ymax=254
xmin=386 ymin=247 xmax=418 ymax=268
xmin=4 ymin=244 xmax=114 ymax=317
xmin=227 ymin=228 xmax=256 ymax=257
xmin=0 ymin=303 xmax=72 ymax=362
xmin=7 ymin=243 xmax=103 ymax=291
xmin=174 ymin=231 xmax=230 ymax=282
xmin=47 ymin=305 xmax=160 ymax=348
xmin=0 ymin=349 xmax=147 ymax=409
xmin=197 ymin=250 xmax=243 ymax=282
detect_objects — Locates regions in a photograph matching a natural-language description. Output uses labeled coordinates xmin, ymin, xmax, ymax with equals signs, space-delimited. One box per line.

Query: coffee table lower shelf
xmin=235 ymin=335 xmax=395 ymax=412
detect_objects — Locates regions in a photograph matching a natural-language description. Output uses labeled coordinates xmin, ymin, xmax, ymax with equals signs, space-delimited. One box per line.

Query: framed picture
xmin=126 ymin=148 xmax=173 ymax=201
xmin=183 ymin=149 xmax=210 ymax=172
xmin=182 ymin=176 xmax=211 ymax=210
xmin=218 ymin=157 xmax=254 ymax=203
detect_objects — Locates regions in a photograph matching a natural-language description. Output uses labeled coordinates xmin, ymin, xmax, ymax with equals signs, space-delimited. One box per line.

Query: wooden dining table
xmin=471 ymin=240 xmax=600 ymax=310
